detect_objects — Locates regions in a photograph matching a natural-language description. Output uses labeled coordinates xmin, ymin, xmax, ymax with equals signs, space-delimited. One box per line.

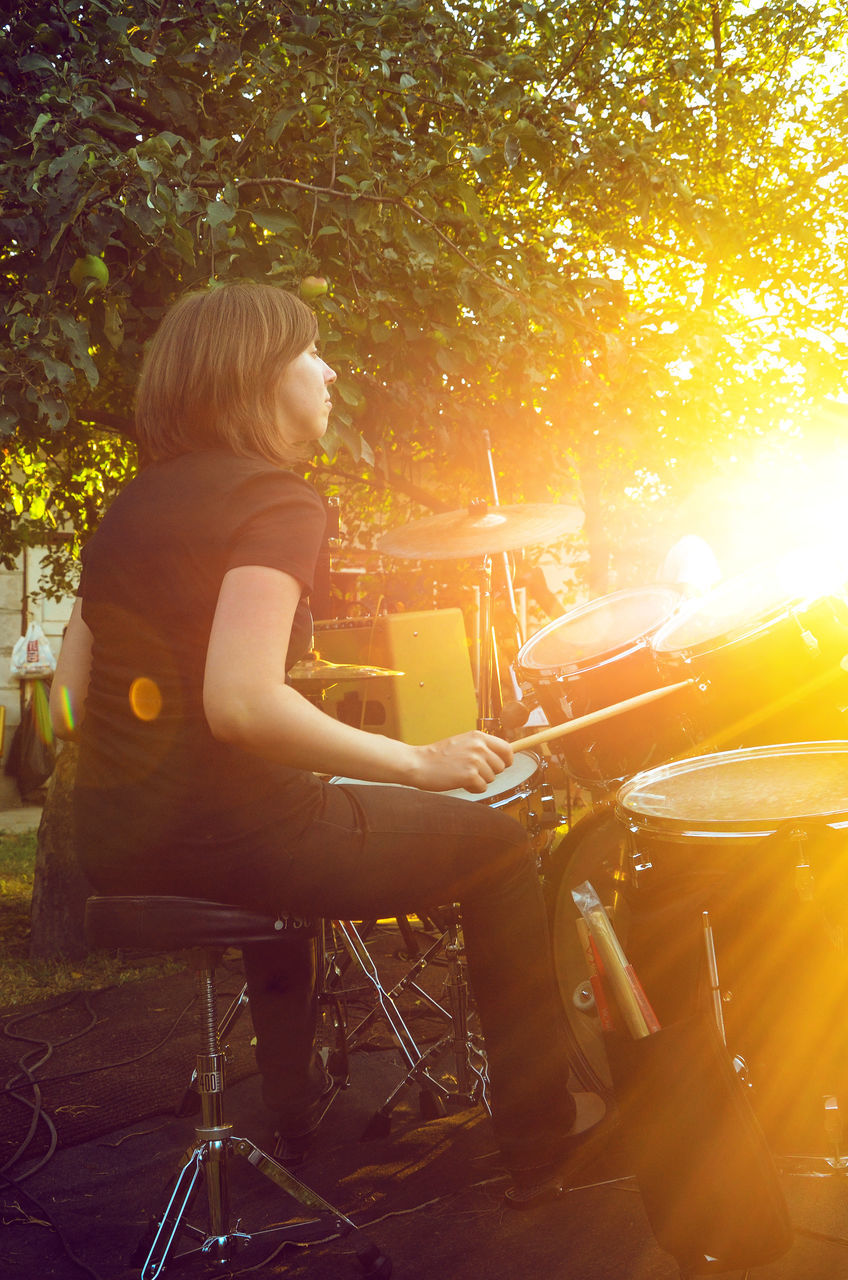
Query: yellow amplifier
xmin=312 ymin=609 xmax=478 ymax=744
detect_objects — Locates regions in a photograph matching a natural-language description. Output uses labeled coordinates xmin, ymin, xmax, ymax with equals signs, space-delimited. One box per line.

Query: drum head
xmin=616 ymin=741 xmax=848 ymax=835
xmin=517 ymin=585 xmax=681 ymax=677
xmin=439 ymin=750 xmax=540 ymax=803
xmin=651 ymin=563 xmax=804 ymax=660
xmin=331 ymin=750 xmax=540 ymax=804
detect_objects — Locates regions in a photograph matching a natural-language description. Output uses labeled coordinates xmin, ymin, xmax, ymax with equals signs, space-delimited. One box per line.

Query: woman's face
xmin=274 ymin=341 xmax=336 ymax=446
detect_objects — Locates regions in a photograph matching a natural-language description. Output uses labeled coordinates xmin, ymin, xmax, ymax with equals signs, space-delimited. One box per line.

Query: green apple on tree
xmin=299 ymin=276 xmax=328 ymax=300
xmin=69 ymin=254 xmax=110 ymax=290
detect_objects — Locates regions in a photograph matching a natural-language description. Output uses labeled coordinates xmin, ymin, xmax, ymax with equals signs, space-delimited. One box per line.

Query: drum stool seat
xmin=84 ymin=894 xmax=390 ymax=1280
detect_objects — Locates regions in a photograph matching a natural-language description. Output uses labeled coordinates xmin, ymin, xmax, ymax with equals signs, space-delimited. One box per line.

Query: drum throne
xmin=84 ymin=894 xmax=390 ymax=1280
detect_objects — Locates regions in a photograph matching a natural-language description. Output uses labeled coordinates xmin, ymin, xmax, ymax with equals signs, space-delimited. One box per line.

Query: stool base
xmin=138 ymin=1127 xmax=390 ymax=1278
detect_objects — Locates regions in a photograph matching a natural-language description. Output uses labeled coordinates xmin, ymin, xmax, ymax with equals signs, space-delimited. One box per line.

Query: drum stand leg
xmin=339 ymin=914 xmax=489 ymax=1140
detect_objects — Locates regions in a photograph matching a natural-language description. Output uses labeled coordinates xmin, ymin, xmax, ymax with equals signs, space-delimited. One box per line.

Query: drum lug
xmin=626 ymin=827 xmax=652 ymax=886
xmin=789 ymin=826 xmax=814 ymax=901
xmin=528 ymin=786 xmax=562 ymax=830
xmin=630 ymin=853 xmax=653 ymax=887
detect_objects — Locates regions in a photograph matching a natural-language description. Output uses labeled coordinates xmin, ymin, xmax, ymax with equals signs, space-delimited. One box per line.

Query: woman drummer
xmin=50 ymin=280 xmax=595 ymax=1204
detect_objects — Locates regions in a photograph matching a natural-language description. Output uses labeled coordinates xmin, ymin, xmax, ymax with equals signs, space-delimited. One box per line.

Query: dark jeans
xmin=79 ymin=776 xmax=576 ymax=1176
xmin=220 ymin=781 xmax=576 ymax=1176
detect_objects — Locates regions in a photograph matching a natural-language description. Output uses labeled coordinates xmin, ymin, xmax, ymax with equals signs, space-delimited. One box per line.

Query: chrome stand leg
xmin=337 ymin=915 xmax=489 ymax=1135
xmin=138 ymin=951 xmax=389 ymax=1278
xmin=141 ymin=1150 xmax=204 ymax=1280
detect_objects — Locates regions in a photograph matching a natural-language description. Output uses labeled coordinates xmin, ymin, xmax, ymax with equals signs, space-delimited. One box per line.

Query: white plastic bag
xmin=10 ymin=622 xmax=56 ymax=680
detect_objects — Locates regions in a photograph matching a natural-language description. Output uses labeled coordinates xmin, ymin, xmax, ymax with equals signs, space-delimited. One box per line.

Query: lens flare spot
xmin=59 ymin=685 xmax=75 ymax=734
xmin=129 ymin=677 xmax=162 ymax=722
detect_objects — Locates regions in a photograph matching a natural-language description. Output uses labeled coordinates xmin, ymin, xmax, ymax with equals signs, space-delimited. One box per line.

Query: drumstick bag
xmin=606 ymin=1014 xmax=792 ymax=1273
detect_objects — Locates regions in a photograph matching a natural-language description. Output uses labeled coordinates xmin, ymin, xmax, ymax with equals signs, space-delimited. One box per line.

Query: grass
xmin=0 ymin=830 xmax=181 ymax=1010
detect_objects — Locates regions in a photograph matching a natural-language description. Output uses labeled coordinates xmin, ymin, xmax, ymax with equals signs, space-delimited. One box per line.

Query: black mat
xmin=3 ymin=924 xmax=848 ymax=1280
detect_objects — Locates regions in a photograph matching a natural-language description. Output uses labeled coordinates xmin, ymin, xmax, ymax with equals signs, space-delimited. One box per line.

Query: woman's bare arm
xmin=203 ymin=565 xmax=511 ymax=793
xmin=50 ymin=598 xmax=93 ymax=740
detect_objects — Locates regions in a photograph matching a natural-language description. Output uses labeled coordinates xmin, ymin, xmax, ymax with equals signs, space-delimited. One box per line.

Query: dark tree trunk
xmin=29 ymin=743 xmax=94 ymax=961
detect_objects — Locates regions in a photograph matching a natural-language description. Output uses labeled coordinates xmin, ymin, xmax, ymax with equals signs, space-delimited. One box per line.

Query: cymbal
xmin=288 ymin=654 xmax=404 ymax=686
xmin=377 ymin=501 xmax=584 ymax=560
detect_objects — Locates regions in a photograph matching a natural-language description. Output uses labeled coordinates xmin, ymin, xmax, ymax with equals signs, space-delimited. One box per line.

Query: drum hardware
xmin=702 ymin=910 xmax=727 ymax=1045
xmin=823 ymin=1096 xmax=846 ymax=1171
xmin=352 ymin=911 xmax=490 ymax=1138
xmin=789 ymin=828 xmax=814 ymax=901
xmin=482 ymin=429 xmax=524 ymax=653
xmin=626 ymin=827 xmax=653 ymax=889
xmin=792 ymin=611 xmax=820 ymax=656
xmin=527 ymin=786 xmax=561 ymax=833
xmin=288 ymin=653 xmax=405 ymax=686
xmin=378 ymin=499 xmax=583 ymax=729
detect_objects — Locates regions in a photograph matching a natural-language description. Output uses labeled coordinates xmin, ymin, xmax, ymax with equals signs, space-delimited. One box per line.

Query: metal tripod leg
xmin=142 ymin=951 xmax=389 ymax=1278
xmin=140 ymin=1131 xmax=362 ymax=1279
xmin=336 ymin=915 xmax=489 ymax=1135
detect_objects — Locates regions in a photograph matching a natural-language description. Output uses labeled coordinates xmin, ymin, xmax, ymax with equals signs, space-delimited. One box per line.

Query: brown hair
xmin=134 ymin=281 xmax=319 ymax=465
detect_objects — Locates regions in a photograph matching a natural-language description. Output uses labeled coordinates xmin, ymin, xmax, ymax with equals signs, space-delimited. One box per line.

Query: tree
xmin=3 ymin=0 xmax=848 ymax=612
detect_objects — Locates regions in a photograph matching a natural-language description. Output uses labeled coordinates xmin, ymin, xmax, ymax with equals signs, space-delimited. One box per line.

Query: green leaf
xmin=30 ymin=113 xmax=52 ymax=140
xmin=251 ymin=210 xmax=299 ymax=234
xmin=267 ymin=106 xmax=300 ymax=144
xmin=205 ymin=199 xmax=235 ymax=228
xmin=169 ymin=224 xmax=196 ymax=266
xmin=129 ymin=46 xmax=156 ymax=67
xmin=336 ymin=381 xmax=365 ymax=408
xmin=19 ymin=53 xmax=53 ymax=72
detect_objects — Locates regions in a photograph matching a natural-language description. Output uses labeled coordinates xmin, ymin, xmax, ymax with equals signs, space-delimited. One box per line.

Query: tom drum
xmin=516 ymin=585 xmax=689 ymax=793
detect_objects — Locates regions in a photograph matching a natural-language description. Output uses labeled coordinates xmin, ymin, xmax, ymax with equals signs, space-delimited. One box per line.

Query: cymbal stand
xmin=475 ymin=552 xmax=498 ymax=731
xmin=471 ymin=434 xmax=527 ymax=730
xmin=483 ymin=430 xmax=524 ymax=652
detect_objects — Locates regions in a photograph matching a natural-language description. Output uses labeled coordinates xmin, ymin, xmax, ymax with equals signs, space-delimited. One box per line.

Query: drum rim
xmin=517 ymin=584 xmax=682 ymax=677
xmin=439 ymin=748 xmax=542 ymax=802
xmin=615 ymin=740 xmax=848 ymax=834
xmin=649 ymin=571 xmax=817 ymax=660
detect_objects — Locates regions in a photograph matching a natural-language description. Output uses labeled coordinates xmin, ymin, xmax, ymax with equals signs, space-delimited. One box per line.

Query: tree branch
xmin=228 ymin=175 xmax=525 ymax=299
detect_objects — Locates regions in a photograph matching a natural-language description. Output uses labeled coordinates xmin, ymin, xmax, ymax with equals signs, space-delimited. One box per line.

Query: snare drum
xmin=612 ymin=743 xmax=848 ymax=1159
xmin=331 ymin=750 xmax=552 ymax=845
xmin=516 ymin=585 xmax=688 ymax=792
xmin=651 ymin=562 xmax=848 ymax=750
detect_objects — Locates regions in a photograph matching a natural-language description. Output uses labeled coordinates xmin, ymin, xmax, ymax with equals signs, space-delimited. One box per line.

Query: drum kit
xmin=295 ymin=495 xmax=848 ymax=1171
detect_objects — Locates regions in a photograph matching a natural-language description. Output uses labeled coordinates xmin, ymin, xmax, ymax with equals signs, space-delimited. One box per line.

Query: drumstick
xmin=509 ymin=678 xmax=695 ymax=753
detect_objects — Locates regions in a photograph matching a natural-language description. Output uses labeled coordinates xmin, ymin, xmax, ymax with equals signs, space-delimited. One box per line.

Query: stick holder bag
xmin=606 ymin=1015 xmax=792 ymax=1275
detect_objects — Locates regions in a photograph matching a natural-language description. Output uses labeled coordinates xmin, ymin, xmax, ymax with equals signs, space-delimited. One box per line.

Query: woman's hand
xmin=408 ymin=731 xmax=514 ymax=794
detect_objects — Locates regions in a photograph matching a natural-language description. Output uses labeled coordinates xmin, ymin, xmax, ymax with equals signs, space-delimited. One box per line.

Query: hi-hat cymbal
xmin=289 ymin=654 xmax=404 ymax=686
xmin=377 ymin=501 xmax=584 ymax=560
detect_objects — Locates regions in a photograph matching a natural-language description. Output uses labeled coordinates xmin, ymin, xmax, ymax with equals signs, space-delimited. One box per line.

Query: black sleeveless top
xmin=73 ymin=448 xmax=327 ymax=892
